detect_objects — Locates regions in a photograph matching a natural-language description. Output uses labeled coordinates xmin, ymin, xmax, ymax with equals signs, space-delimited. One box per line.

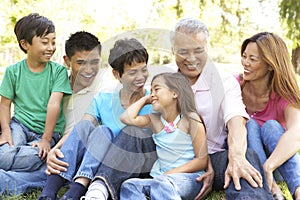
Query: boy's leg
xmin=0 ymin=118 xmax=27 ymax=170
xmin=91 ymin=126 xmax=157 ymax=200
xmin=0 ymin=164 xmax=47 ymax=196
xmin=11 ymin=132 xmax=60 ymax=172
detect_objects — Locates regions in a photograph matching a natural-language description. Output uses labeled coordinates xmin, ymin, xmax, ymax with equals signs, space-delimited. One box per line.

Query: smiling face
xmin=173 ymin=31 xmax=208 ymax=85
xmin=115 ymin=60 xmax=148 ymax=94
xmin=23 ymin=33 xmax=56 ymax=64
xmin=241 ymin=42 xmax=272 ymax=82
xmin=65 ymin=48 xmax=100 ymax=93
xmin=150 ymin=76 xmax=177 ymax=113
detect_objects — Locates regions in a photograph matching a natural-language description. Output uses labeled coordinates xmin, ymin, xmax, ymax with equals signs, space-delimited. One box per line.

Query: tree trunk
xmin=292 ymin=46 xmax=300 ymax=74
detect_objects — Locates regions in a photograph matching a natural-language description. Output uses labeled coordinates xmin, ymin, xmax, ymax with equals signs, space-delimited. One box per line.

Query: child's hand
xmin=0 ymin=129 xmax=14 ymax=147
xmin=32 ymin=139 xmax=51 ymax=160
xmin=144 ymin=94 xmax=151 ymax=104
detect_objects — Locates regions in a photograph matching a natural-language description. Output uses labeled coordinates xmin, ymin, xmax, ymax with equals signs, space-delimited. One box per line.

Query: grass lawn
xmin=2 ymin=181 xmax=293 ymax=200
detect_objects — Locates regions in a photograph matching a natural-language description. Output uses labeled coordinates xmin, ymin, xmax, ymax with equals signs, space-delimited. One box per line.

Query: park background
xmin=0 ymin=0 xmax=299 ymax=199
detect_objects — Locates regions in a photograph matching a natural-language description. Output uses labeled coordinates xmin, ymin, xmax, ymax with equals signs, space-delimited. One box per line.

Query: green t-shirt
xmin=0 ymin=59 xmax=72 ymax=134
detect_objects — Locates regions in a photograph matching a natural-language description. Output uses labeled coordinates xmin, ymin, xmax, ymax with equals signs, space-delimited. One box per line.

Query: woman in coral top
xmin=238 ymin=32 xmax=300 ymax=200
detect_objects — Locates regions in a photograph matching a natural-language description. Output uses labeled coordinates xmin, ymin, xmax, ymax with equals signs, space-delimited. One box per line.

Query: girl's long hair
xmin=152 ymin=72 xmax=204 ymax=125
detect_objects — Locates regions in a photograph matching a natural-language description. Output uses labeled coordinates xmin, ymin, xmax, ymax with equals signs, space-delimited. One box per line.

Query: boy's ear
xmin=112 ymin=69 xmax=120 ymax=80
xmin=19 ymin=39 xmax=29 ymax=51
xmin=63 ymin=55 xmax=71 ymax=68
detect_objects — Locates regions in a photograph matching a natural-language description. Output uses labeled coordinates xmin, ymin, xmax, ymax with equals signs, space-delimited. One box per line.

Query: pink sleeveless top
xmin=236 ymin=75 xmax=289 ymax=127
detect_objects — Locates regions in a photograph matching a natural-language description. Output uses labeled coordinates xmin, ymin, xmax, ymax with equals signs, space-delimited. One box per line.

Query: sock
xmin=40 ymin=174 xmax=65 ymax=198
xmin=85 ymin=179 xmax=109 ymax=200
xmin=63 ymin=182 xmax=87 ymax=199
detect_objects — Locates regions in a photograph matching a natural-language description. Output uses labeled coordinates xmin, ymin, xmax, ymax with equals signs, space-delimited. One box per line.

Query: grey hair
xmin=171 ymin=17 xmax=210 ymax=44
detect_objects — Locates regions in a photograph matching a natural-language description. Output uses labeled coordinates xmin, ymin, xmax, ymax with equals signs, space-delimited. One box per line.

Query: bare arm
xmin=0 ymin=96 xmax=13 ymax=146
xmin=263 ymin=105 xmax=300 ymax=187
xmin=224 ymin=116 xmax=263 ymax=190
xmin=33 ymin=92 xmax=63 ymax=160
xmin=166 ymin=113 xmax=208 ymax=174
xmin=120 ymin=95 xmax=151 ymax=128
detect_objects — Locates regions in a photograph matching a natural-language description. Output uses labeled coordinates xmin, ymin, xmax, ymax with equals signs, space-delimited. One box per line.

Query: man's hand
xmin=194 ymin=169 xmax=214 ymax=200
xmin=224 ymin=156 xmax=263 ymax=190
xmin=45 ymin=148 xmax=69 ymax=175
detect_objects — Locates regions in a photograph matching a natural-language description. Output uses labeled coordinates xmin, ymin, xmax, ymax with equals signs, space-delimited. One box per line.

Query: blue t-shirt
xmin=86 ymin=90 xmax=152 ymax=137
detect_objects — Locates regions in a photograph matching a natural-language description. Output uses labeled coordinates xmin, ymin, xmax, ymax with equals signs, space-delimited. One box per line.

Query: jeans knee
xmin=0 ymin=145 xmax=17 ymax=170
xmin=121 ymin=179 xmax=136 ymax=191
xmin=261 ymin=120 xmax=283 ymax=133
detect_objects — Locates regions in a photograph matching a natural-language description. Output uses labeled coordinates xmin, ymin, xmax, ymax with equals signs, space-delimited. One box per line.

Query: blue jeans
xmin=59 ymin=120 xmax=114 ymax=182
xmin=120 ymin=172 xmax=204 ymax=200
xmin=93 ymin=126 xmax=272 ymax=200
xmin=247 ymin=119 xmax=300 ymax=196
xmin=0 ymin=164 xmax=47 ymax=196
xmin=93 ymin=126 xmax=157 ymax=200
xmin=0 ymin=117 xmax=60 ymax=171
xmin=210 ymin=149 xmax=273 ymax=200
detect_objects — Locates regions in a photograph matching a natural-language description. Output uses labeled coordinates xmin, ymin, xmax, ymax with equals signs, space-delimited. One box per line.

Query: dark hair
xmin=151 ymin=72 xmax=199 ymax=120
xmin=65 ymin=31 xmax=101 ymax=59
xmin=14 ymin=13 xmax=55 ymax=53
xmin=108 ymin=38 xmax=148 ymax=77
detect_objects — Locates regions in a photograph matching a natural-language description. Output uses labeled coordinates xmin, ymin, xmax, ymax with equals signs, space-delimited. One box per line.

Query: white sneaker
xmin=83 ymin=179 xmax=109 ymax=200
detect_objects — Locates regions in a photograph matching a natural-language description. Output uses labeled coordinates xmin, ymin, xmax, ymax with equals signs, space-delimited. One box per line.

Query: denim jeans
xmin=247 ymin=118 xmax=300 ymax=196
xmin=0 ymin=117 xmax=60 ymax=171
xmin=94 ymin=125 xmax=273 ymax=200
xmin=120 ymin=172 xmax=204 ymax=200
xmin=93 ymin=126 xmax=157 ymax=200
xmin=210 ymin=149 xmax=273 ymax=200
xmin=0 ymin=164 xmax=47 ymax=196
xmin=59 ymin=120 xmax=114 ymax=182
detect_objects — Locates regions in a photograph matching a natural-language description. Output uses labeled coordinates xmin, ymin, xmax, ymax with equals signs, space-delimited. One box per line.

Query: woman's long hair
xmin=240 ymin=32 xmax=300 ymax=108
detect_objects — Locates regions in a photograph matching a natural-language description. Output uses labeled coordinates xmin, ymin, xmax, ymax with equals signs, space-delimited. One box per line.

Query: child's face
xmin=65 ymin=49 xmax=100 ymax=92
xmin=150 ymin=77 xmax=177 ymax=112
xmin=25 ymin=33 xmax=56 ymax=63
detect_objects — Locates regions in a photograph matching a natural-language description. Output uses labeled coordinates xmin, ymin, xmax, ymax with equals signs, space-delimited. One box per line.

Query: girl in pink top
xmin=239 ymin=32 xmax=300 ymax=200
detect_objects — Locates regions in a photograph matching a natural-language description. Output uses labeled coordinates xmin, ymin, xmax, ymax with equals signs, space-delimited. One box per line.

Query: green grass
xmin=2 ymin=182 xmax=293 ymax=200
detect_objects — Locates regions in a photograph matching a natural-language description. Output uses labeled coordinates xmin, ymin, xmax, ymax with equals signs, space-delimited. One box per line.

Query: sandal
xmin=273 ymin=193 xmax=286 ymax=200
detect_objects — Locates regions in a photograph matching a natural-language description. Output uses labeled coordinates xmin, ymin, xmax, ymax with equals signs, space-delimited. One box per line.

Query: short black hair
xmin=108 ymin=38 xmax=148 ymax=77
xmin=14 ymin=13 xmax=55 ymax=53
xmin=65 ymin=31 xmax=101 ymax=59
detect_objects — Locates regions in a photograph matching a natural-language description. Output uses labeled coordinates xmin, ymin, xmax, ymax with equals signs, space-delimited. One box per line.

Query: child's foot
xmin=84 ymin=179 xmax=109 ymax=200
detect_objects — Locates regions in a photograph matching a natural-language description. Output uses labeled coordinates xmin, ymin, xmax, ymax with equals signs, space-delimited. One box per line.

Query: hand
xmin=0 ymin=129 xmax=14 ymax=146
xmin=263 ymin=163 xmax=273 ymax=190
xmin=194 ymin=169 xmax=214 ymax=200
xmin=224 ymin=156 xmax=263 ymax=190
xmin=45 ymin=148 xmax=69 ymax=175
xmin=32 ymin=138 xmax=51 ymax=160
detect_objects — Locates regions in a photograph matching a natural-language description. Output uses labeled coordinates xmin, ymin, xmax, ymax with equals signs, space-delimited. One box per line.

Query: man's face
xmin=173 ymin=31 xmax=208 ymax=85
xmin=64 ymin=48 xmax=100 ymax=92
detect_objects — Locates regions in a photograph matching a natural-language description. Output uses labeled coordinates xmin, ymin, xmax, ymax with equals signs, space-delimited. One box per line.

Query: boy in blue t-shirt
xmin=0 ymin=13 xmax=72 ymax=172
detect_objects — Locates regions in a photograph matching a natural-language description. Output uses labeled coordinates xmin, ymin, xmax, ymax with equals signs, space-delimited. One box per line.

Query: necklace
xmin=160 ymin=114 xmax=181 ymax=133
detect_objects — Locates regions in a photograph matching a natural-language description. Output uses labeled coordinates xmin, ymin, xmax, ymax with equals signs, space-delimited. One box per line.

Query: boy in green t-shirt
xmin=0 ymin=13 xmax=72 ymax=172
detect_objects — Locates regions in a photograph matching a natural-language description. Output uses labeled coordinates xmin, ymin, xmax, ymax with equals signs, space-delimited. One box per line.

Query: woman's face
xmin=241 ymin=42 xmax=272 ymax=81
xmin=117 ymin=60 xmax=149 ymax=93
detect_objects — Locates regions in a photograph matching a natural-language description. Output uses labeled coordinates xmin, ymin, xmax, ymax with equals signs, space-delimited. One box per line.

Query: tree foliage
xmin=279 ymin=0 xmax=300 ymax=48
